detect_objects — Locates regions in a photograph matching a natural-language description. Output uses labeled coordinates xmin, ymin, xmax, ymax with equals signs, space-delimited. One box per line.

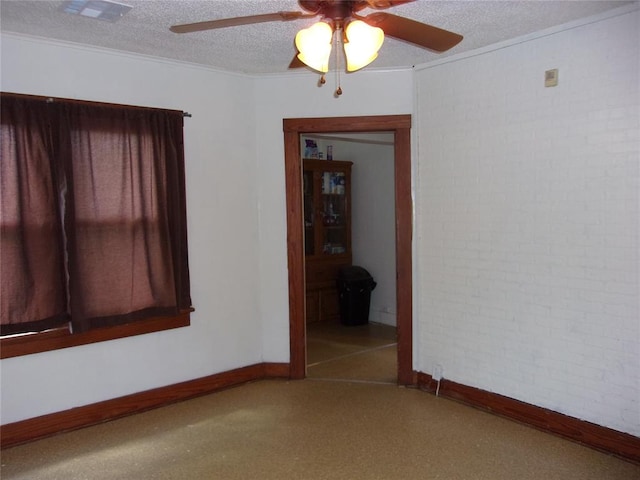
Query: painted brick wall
xmin=415 ymin=9 xmax=639 ymax=435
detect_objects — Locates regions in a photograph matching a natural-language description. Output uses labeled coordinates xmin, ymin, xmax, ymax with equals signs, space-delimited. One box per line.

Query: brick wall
xmin=415 ymin=9 xmax=639 ymax=435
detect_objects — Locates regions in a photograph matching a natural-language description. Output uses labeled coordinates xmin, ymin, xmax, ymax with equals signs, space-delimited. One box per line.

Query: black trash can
xmin=337 ymin=266 xmax=377 ymax=326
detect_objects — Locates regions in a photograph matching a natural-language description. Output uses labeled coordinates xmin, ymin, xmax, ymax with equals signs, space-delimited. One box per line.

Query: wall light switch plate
xmin=545 ymin=69 xmax=559 ymax=87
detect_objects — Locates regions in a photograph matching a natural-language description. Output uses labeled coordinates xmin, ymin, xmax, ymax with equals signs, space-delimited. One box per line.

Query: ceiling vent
xmin=62 ymin=0 xmax=132 ymax=22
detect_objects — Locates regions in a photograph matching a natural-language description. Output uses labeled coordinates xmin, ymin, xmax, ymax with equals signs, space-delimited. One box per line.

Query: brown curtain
xmin=1 ymin=94 xmax=191 ymax=335
xmin=1 ymin=96 xmax=69 ymax=334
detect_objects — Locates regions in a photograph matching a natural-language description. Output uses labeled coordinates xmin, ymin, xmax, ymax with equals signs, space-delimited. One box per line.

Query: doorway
xmin=283 ymin=115 xmax=413 ymax=385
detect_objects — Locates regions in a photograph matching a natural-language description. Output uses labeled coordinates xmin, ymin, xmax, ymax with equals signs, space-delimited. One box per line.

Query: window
xmin=0 ymin=93 xmax=192 ymax=357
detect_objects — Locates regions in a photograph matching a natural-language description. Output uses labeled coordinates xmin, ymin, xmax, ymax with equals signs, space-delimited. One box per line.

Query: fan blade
xmin=365 ymin=0 xmax=415 ymax=9
xmin=361 ymin=12 xmax=462 ymax=52
xmin=298 ymin=0 xmax=322 ymax=14
xmin=170 ymin=11 xmax=315 ymax=34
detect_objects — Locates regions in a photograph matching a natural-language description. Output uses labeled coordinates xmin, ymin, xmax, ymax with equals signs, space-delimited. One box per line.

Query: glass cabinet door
xmin=303 ymin=160 xmax=351 ymax=259
xmin=320 ymin=171 xmax=347 ymax=255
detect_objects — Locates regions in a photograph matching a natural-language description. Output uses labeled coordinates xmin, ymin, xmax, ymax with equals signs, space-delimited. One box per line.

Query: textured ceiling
xmin=0 ymin=0 xmax=635 ymax=75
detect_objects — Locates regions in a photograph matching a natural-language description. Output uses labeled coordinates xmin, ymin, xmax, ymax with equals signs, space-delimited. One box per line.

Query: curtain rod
xmin=1 ymin=92 xmax=192 ymax=118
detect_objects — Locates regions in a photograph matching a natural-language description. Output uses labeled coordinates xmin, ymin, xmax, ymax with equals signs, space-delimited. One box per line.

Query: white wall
xmin=414 ymin=9 xmax=639 ymax=436
xmin=332 ymin=137 xmax=397 ymax=326
xmin=254 ymin=70 xmax=414 ymax=361
xmin=0 ymin=35 xmax=263 ymax=424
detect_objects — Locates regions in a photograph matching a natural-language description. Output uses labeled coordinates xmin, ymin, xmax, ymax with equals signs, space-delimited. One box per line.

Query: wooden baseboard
xmin=1 ymin=362 xmax=290 ymax=449
xmin=263 ymin=361 xmax=291 ymax=378
xmin=416 ymin=372 xmax=640 ymax=464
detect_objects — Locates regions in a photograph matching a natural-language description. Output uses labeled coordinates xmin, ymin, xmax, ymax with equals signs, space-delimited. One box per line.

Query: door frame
xmin=283 ymin=114 xmax=414 ymax=385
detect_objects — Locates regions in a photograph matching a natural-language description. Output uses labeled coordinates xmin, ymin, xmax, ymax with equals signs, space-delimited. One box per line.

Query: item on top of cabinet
xmin=304 ymin=139 xmax=318 ymax=158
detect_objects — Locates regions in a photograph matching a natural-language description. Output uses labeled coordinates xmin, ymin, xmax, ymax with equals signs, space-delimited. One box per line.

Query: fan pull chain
xmin=334 ymin=28 xmax=342 ymax=96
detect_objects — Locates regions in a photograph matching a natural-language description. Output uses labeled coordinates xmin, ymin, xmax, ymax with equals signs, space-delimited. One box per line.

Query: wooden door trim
xmin=283 ymin=115 xmax=414 ymax=383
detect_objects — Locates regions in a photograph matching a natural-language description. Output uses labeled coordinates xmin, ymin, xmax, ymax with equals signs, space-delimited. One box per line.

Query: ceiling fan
xmin=170 ymin=0 xmax=463 ymax=73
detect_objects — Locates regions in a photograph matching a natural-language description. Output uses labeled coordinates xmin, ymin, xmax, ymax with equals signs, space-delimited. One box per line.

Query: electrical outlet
xmin=433 ymin=364 xmax=443 ymax=381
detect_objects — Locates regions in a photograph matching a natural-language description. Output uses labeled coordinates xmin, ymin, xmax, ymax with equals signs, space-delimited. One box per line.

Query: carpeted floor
xmin=1 ymin=321 xmax=638 ymax=480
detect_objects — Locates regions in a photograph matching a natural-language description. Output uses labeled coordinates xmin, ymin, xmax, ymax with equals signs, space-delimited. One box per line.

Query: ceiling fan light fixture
xmin=169 ymin=1 xmax=464 ymax=78
xmin=343 ymin=20 xmax=384 ymax=72
xmin=295 ymin=21 xmax=334 ymax=73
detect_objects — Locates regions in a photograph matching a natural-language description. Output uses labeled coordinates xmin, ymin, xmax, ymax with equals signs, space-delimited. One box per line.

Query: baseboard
xmin=263 ymin=362 xmax=291 ymax=378
xmin=1 ymin=362 xmax=290 ymax=449
xmin=416 ymin=372 xmax=640 ymax=464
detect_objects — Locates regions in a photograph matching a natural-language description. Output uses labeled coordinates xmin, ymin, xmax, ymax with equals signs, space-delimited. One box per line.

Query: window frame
xmin=0 ymin=310 xmax=191 ymax=359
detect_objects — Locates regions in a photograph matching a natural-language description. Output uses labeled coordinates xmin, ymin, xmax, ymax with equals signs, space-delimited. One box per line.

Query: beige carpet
xmin=2 ymin=322 xmax=638 ymax=479
xmin=1 ymin=380 xmax=638 ymax=480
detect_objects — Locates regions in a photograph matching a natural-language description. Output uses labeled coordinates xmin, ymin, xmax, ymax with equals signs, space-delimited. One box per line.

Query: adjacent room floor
xmin=2 ymin=321 xmax=638 ymax=480
xmin=306 ymin=320 xmax=398 ymax=384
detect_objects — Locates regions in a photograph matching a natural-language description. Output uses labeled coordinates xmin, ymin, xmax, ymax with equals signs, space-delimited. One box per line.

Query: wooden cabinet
xmin=303 ymin=159 xmax=353 ymax=323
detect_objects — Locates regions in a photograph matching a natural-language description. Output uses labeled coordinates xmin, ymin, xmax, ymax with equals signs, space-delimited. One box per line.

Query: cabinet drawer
xmin=306 ymin=260 xmax=350 ymax=285
xmin=308 ymin=264 xmax=339 ymax=282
